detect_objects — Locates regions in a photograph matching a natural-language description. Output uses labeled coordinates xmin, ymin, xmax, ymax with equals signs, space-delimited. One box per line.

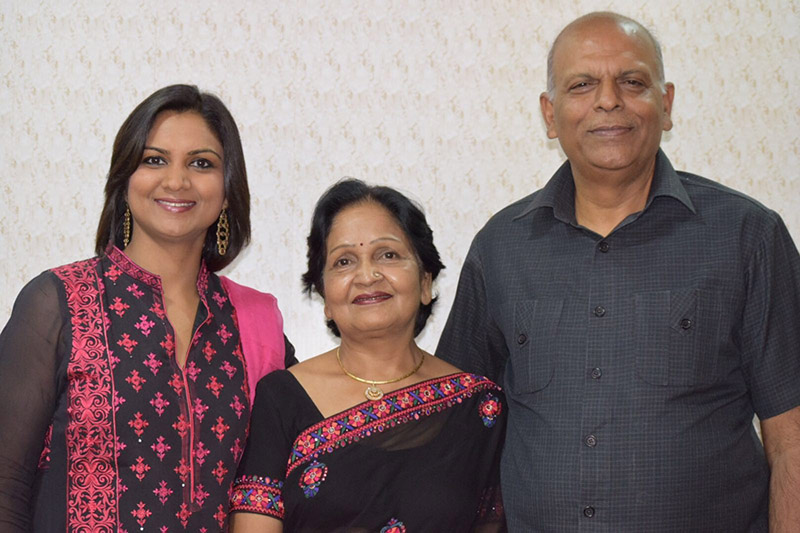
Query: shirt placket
xmin=578 ymin=236 xmax=616 ymax=529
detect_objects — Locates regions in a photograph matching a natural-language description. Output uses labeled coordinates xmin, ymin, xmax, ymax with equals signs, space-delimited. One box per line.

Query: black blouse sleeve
xmin=230 ymin=370 xmax=307 ymax=519
xmin=0 ymin=273 xmax=68 ymax=531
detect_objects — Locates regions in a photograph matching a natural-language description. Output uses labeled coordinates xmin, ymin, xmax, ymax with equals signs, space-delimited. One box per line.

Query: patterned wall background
xmin=1 ymin=0 xmax=798 ymax=360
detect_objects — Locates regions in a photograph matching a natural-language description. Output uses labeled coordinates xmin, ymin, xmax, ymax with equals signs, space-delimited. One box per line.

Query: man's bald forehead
xmin=546 ymin=11 xmax=665 ymax=97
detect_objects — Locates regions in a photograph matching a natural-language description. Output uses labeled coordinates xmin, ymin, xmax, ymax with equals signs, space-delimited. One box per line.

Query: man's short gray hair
xmin=545 ymin=12 xmax=666 ymax=100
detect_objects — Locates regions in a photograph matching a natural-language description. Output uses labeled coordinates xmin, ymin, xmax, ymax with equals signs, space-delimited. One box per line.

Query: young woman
xmin=0 ymin=85 xmax=293 ymax=532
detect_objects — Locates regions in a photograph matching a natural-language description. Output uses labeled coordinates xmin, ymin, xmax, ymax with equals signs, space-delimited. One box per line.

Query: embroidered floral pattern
xmin=381 ymin=518 xmax=407 ymax=533
xmin=286 ymin=373 xmax=499 ymax=476
xmin=46 ymin=250 xmax=262 ymax=531
xmin=230 ymin=475 xmax=285 ymax=518
xmin=53 ymin=258 xmax=117 ymax=532
xmin=299 ymin=460 xmax=328 ymax=498
xmin=479 ymin=392 xmax=502 ymax=428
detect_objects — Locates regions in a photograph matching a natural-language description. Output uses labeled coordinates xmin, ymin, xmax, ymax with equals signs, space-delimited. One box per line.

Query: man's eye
xmin=569 ymin=82 xmax=591 ymax=91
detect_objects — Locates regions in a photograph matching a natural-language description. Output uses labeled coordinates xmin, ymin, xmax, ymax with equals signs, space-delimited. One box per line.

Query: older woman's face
xmin=322 ymin=201 xmax=432 ymax=339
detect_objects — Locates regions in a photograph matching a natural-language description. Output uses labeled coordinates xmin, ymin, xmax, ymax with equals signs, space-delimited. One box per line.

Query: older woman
xmin=0 ymin=85 xmax=293 ymax=532
xmin=230 ymin=179 xmax=505 ymax=532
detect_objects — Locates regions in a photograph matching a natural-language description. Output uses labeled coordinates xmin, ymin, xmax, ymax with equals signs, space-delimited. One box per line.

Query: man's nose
xmin=594 ymin=79 xmax=623 ymax=111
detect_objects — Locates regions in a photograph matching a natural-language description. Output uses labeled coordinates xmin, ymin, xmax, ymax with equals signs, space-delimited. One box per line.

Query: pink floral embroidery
xmin=125 ymin=369 xmax=146 ymax=392
xmin=149 ymin=300 xmax=166 ymax=319
xmin=176 ymin=503 xmax=191 ymax=528
xmin=230 ymin=438 xmax=244 ymax=462
xmin=109 ymin=297 xmax=130 ymax=317
xmin=212 ymin=291 xmax=227 ymax=308
xmin=131 ymin=501 xmax=152 ymax=528
xmin=127 ymin=283 xmax=145 ymax=299
xmin=212 ymin=416 xmax=230 ymax=442
xmin=117 ymin=333 xmax=138 ymax=354
xmin=220 ymin=360 xmax=237 ymax=379
xmin=172 ymin=414 xmax=189 ymax=438
xmin=151 ymin=436 xmax=171 ymax=461
xmin=230 ymin=395 xmax=245 ymax=419
xmin=160 ymin=333 xmax=175 ymax=356
xmin=206 ymin=376 xmax=223 ymax=398
xmin=214 ymin=504 xmax=226 ymax=529
xmin=130 ymin=456 xmax=151 ymax=481
xmin=174 ymin=458 xmax=190 ymax=483
xmin=195 ymin=483 xmax=210 ymax=508
xmin=143 ymin=352 xmax=162 ymax=375
xmin=186 ymin=361 xmax=201 ymax=382
xmin=128 ymin=412 xmax=149 ymax=437
xmin=202 ymin=341 xmax=216 ymax=363
xmin=153 ymin=480 xmax=173 ymax=505
xmin=169 ymin=373 xmax=184 ymax=396
xmin=104 ymin=264 xmax=123 ymax=283
xmin=134 ymin=314 xmax=156 ymax=337
xmin=193 ymin=397 xmax=209 ymax=422
xmin=217 ymin=324 xmax=233 ymax=344
xmin=212 ymin=460 xmax=228 ymax=485
xmin=194 ymin=441 xmax=211 ymax=466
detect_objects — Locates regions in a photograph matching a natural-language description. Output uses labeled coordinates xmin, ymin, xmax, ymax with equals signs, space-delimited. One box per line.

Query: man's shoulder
xmin=475 ymin=190 xmax=542 ymax=239
xmin=678 ymin=170 xmax=781 ymax=224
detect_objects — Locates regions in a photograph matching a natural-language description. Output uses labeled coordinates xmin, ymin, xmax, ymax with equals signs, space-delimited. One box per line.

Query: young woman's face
xmin=126 ymin=111 xmax=226 ymax=252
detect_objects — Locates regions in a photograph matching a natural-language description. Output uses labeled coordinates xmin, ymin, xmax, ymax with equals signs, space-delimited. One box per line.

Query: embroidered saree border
xmin=287 ymin=373 xmax=498 ymax=476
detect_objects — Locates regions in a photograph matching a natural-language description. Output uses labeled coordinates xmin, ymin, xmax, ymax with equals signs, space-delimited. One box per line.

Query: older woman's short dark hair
xmin=95 ymin=84 xmax=250 ymax=271
xmin=302 ymin=179 xmax=445 ymax=337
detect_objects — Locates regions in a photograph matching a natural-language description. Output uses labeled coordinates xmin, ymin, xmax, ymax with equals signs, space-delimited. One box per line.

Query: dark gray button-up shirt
xmin=437 ymin=150 xmax=800 ymax=532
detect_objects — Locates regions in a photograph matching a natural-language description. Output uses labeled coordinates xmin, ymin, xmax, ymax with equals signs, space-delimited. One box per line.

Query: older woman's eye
xmin=382 ymin=251 xmax=398 ymax=260
xmin=334 ymin=257 xmax=351 ymax=268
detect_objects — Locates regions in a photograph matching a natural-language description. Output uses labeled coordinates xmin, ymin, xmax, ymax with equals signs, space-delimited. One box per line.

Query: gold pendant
xmin=365 ymin=384 xmax=384 ymax=401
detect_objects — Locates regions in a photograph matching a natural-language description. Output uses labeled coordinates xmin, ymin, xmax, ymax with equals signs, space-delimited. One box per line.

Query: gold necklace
xmin=336 ymin=347 xmax=425 ymax=401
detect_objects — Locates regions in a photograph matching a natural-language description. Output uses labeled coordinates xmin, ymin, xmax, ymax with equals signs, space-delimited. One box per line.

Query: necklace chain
xmin=336 ymin=347 xmax=425 ymax=401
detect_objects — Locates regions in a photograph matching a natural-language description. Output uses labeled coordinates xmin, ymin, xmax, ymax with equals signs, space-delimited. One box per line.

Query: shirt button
xmin=593 ymin=306 xmax=606 ymax=317
xmin=590 ymin=367 xmax=602 ymax=379
xmin=583 ymin=506 xmax=595 ymax=518
xmin=584 ymin=434 xmax=597 ymax=447
xmin=598 ymin=241 xmax=610 ymax=253
xmin=680 ymin=318 xmax=693 ymax=330
xmin=517 ymin=333 xmax=528 ymax=345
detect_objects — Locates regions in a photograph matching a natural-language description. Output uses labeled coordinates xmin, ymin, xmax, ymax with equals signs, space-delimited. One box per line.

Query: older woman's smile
xmin=352 ymin=292 xmax=392 ymax=305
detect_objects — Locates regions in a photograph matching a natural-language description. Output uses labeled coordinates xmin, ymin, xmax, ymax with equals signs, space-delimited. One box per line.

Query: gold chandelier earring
xmin=123 ymin=205 xmax=131 ymax=248
xmin=216 ymin=209 xmax=230 ymax=256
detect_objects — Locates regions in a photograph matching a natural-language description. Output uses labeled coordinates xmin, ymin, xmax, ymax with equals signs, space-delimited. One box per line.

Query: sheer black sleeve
xmin=0 ymin=273 xmax=68 ymax=531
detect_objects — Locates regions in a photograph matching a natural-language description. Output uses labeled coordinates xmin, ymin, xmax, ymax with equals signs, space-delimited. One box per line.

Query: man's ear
xmin=540 ymin=92 xmax=558 ymax=139
xmin=661 ymin=82 xmax=675 ymax=132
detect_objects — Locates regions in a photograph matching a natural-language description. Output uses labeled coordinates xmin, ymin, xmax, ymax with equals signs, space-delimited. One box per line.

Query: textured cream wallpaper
xmin=1 ymin=1 xmax=798 ymax=361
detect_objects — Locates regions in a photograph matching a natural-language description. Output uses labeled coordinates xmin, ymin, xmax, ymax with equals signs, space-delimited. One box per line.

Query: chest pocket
xmin=507 ymin=298 xmax=564 ymax=394
xmin=634 ymin=288 xmax=721 ymax=386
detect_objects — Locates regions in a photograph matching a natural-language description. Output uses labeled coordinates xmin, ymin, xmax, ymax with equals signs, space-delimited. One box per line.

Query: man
xmin=437 ymin=12 xmax=800 ymax=532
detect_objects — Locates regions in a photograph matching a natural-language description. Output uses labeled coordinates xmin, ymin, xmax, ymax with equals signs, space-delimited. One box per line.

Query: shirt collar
xmin=514 ymin=149 xmax=696 ymax=223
